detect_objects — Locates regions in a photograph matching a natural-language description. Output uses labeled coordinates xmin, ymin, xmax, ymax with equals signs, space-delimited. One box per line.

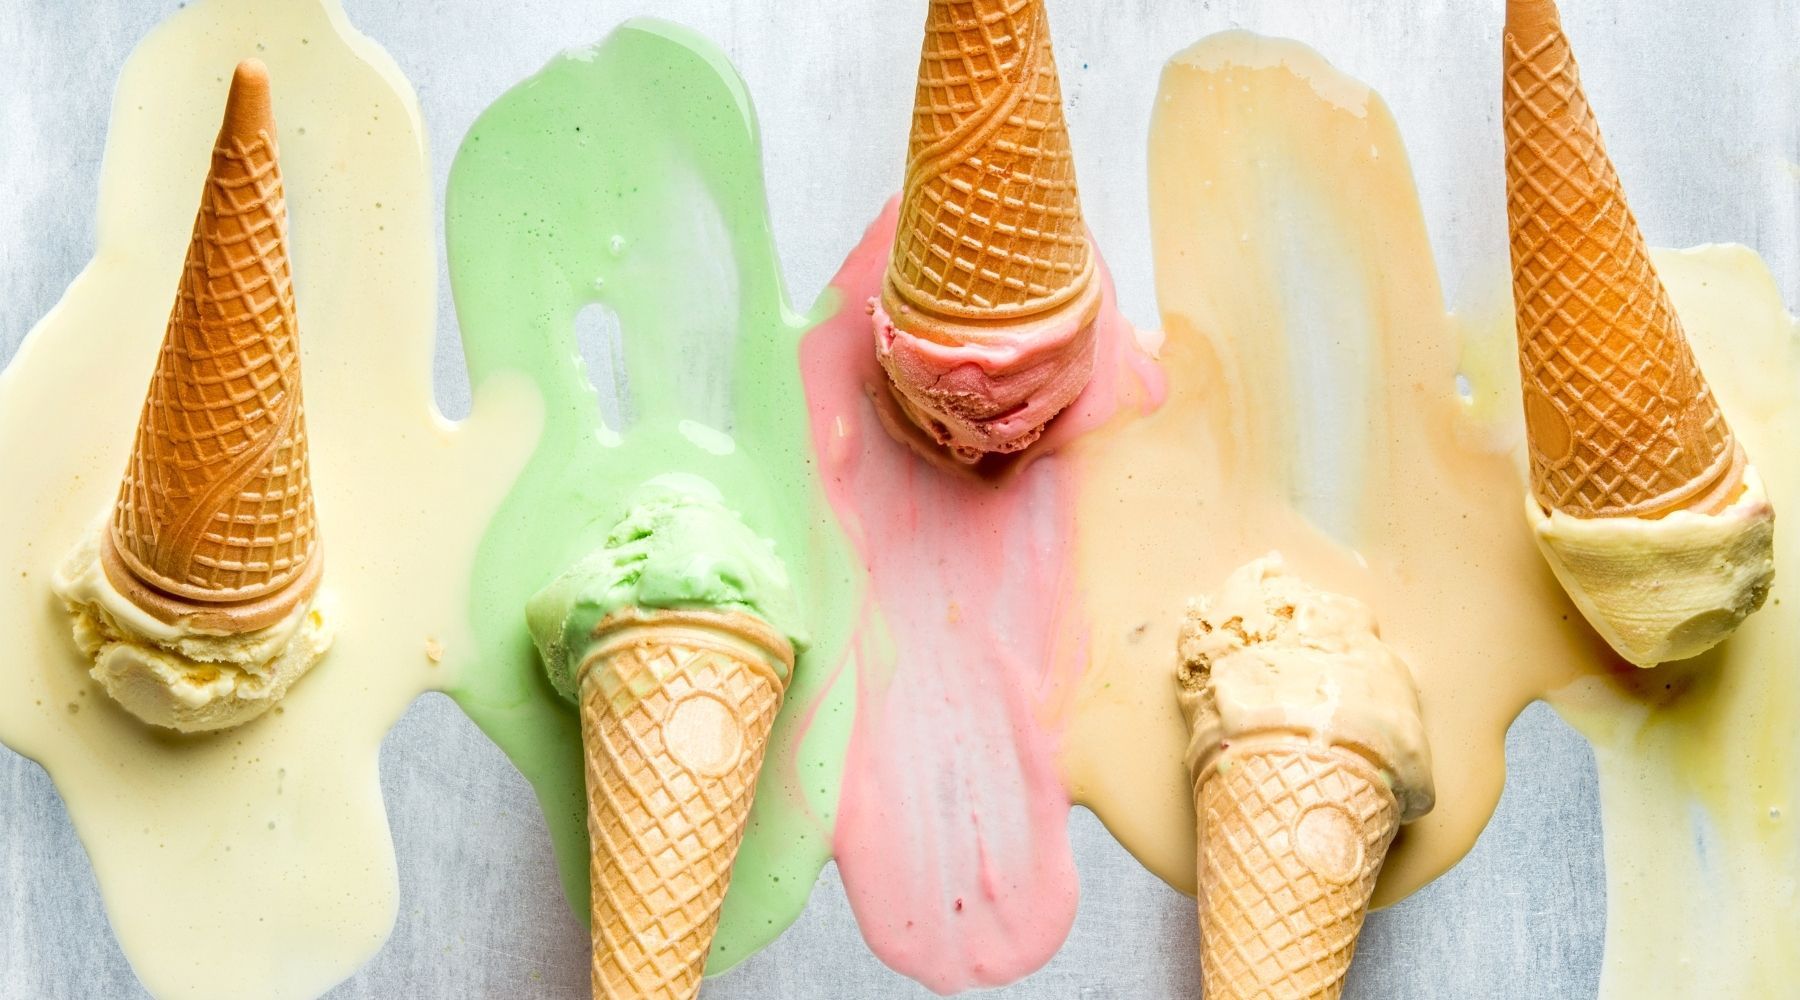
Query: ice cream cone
xmin=577 ymin=607 xmax=794 ymax=1000
xmin=885 ymin=0 xmax=1095 ymax=328
xmin=1504 ymin=0 xmax=1741 ymax=520
xmin=1195 ymin=740 xmax=1400 ymax=1000
xmin=105 ymin=59 xmax=320 ymax=632
xmin=873 ymin=0 xmax=1102 ymax=461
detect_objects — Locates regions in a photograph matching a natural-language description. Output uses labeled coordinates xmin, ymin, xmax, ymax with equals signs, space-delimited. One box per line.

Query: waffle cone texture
xmin=1196 ymin=742 xmax=1399 ymax=1000
xmin=107 ymin=60 xmax=320 ymax=622
xmin=1504 ymin=0 xmax=1740 ymax=519
xmin=578 ymin=608 xmax=794 ymax=1000
xmin=886 ymin=0 xmax=1094 ymax=327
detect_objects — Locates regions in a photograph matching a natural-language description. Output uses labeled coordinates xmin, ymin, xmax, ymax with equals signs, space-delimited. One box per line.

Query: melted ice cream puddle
xmin=0 ymin=1 xmax=538 ymax=995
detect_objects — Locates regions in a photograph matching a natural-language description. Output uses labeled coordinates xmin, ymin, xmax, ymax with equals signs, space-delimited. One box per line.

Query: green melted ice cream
xmin=525 ymin=473 xmax=808 ymax=701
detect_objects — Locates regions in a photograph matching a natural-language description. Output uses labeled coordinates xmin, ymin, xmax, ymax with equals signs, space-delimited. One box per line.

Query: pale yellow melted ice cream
xmin=0 ymin=0 xmax=540 ymax=995
xmin=1067 ymin=30 xmax=1800 ymax=998
xmin=1176 ymin=555 xmax=1434 ymax=822
xmin=1528 ymin=470 xmax=1775 ymax=667
xmin=52 ymin=525 xmax=337 ymax=733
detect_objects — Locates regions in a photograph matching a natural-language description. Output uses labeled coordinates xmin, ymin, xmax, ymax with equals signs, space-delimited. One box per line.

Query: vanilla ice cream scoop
xmin=1500 ymin=0 xmax=1775 ymax=667
xmin=1176 ymin=554 xmax=1434 ymax=821
xmin=53 ymin=526 xmax=335 ymax=733
xmin=1527 ymin=470 xmax=1775 ymax=668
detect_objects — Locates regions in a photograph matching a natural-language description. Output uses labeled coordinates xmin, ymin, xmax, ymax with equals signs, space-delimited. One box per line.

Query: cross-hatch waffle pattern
xmin=889 ymin=0 xmax=1091 ymax=319
xmin=1503 ymin=18 xmax=1733 ymax=518
xmin=582 ymin=631 xmax=786 ymax=1000
xmin=1198 ymin=746 xmax=1398 ymax=1000
xmin=113 ymin=127 xmax=317 ymax=601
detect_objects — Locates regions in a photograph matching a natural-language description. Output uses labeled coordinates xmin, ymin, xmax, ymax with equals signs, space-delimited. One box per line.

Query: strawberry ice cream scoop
xmin=871 ymin=275 xmax=1100 ymax=463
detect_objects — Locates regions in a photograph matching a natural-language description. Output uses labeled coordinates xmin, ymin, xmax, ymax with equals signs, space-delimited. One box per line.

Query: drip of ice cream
xmin=51 ymin=525 xmax=336 ymax=733
xmin=444 ymin=20 xmax=860 ymax=971
xmin=525 ymin=474 xmax=807 ymax=698
xmin=0 ymin=1 xmax=543 ymax=991
xmin=1176 ymin=555 xmax=1434 ymax=821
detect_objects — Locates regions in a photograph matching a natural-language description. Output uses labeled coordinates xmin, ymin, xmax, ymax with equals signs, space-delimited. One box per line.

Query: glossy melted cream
xmin=1062 ymin=31 xmax=1800 ymax=999
xmin=1064 ymin=31 xmax=1604 ymax=908
xmin=1552 ymin=247 xmax=1800 ymax=998
xmin=0 ymin=1 xmax=539 ymax=996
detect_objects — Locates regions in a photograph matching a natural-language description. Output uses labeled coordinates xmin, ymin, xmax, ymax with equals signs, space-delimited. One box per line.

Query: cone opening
xmin=100 ymin=529 xmax=321 ymax=633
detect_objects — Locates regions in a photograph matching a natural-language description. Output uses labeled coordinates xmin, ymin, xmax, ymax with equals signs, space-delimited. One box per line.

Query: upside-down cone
xmin=1504 ymin=0 xmax=1741 ymax=519
xmin=886 ymin=0 xmax=1094 ymax=326
xmin=106 ymin=59 xmax=320 ymax=627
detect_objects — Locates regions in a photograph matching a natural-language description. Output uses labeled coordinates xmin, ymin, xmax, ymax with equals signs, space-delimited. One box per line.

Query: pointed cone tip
xmin=219 ymin=58 xmax=274 ymax=143
xmin=1506 ymin=0 xmax=1565 ymax=44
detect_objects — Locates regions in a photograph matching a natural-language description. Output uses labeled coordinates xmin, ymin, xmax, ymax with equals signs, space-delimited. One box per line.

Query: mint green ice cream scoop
xmin=525 ymin=473 xmax=808 ymax=700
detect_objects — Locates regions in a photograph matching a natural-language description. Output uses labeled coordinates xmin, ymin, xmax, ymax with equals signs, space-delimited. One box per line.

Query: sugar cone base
xmin=100 ymin=529 xmax=320 ymax=633
xmin=1196 ymin=741 xmax=1399 ymax=1000
xmin=578 ymin=608 xmax=793 ymax=1000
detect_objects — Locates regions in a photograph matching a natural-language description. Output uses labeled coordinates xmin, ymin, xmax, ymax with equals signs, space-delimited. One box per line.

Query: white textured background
xmin=3 ymin=0 xmax=1795 ymax=996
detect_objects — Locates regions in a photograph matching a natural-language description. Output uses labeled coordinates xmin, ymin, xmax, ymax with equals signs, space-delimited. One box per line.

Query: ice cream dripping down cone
xmin=873 ymin=0 xmax=1102 ymax=463
xmin=525 ymin=477 xmax=809 ymax=999
xmin=105 ymin=58 xmax=321 ymax=633
xmin=1177 ymin=557 xmax=1434 ymax=1000
xmin=1504 ymin=0 xmax=1774 ymax=666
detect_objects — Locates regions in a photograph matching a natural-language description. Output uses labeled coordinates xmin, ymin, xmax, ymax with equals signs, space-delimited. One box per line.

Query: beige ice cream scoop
xmin=1503 ymin=0 xmax=1773 ymax=664
xmin=1176 ymin=555 xmax=1432 ymax=1000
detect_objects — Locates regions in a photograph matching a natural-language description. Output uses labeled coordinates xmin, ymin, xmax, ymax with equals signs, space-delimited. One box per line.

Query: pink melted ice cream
xmin=808 ymin=201 xmax=1163 ymax=991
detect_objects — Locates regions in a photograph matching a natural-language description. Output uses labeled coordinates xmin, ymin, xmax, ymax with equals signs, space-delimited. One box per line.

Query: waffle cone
xmin=885 ymin=0 xmax=1095 ymax=333
xmin=578 ymin=607 xmax=795 ymax=1000
xmin=108 ymin=59 xmax=320 ymax=626
xmin=1503 ymin=0 xmax=1739 ymax=519
xmin=1195 ymin=741 xmax=1399 ymax=1000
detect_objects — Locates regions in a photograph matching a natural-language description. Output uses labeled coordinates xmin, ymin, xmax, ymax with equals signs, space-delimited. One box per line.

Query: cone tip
xmin=220 ymin=58 xmax=274 ymax=143
xmin=1506 ymin=0 xmax=1564 ymax=43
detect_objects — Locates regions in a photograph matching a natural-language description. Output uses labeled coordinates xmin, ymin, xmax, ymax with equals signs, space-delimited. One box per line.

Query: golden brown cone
xmin=1504 ymin=0 xmax=1741 ymax=519
xmin=885 ymin=0 xmax=1095 ymax=329
xmin=107 ymin=59 xmax=320 ymax=628
xmin=579 ymin=608 xmax=794 ymax=1000
xmin=1196 ymin=742 xmax=1399 ymax=1000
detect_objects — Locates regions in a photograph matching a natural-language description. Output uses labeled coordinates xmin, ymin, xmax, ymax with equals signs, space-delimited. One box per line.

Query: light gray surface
xmin=0 ymin=1 xmax=1793 ymax=996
